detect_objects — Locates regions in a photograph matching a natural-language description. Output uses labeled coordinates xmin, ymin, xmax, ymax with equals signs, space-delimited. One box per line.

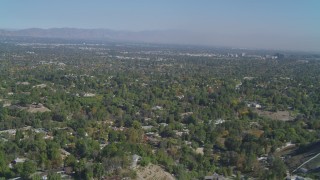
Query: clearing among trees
xmin=136 ymin=164 xmax=175 ymax=180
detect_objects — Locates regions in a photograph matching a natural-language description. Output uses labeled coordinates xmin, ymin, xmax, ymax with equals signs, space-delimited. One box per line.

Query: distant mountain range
xmin=0 ymin=28 xmax=196 ymax=44
xmin=1 ymin=28 xmax=318 ymax=52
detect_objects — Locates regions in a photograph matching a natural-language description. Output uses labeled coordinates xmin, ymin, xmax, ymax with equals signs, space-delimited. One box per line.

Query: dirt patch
xmin=9 ymin=103 xmax=51 ymax=113
xmin=136 ymin=164 xmax=175 ymax=180
xmin=27 ymin=104 xmax=51 ymax=113
xmin=195 ymin=147 xmax=204 ymax=155
xmin=254 ymin=109 xmax=294 ymax=121
xmin=246 ymin=129 xmax=264 ymax=138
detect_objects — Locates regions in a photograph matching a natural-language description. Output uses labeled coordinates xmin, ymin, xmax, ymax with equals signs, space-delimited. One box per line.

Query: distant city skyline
xmin=1 ymin=0 xmax=320 ymax=52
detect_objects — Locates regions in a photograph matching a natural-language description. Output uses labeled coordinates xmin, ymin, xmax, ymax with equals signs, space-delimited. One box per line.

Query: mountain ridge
xmin=0 ymin=28 xmax=193 ymax=44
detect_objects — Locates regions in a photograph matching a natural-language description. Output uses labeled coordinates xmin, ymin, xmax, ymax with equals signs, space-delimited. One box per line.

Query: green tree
xmin=22 ymin=160 xmax=37 ymax=179
xmin=15 ymin=129 xmax=24 ymax=143
xmin=140 ymin=156 xmax=151 ymax=166
xmin=48 ymin=172 xmax=61 ymax=180
xmin=269 ymin=157 xmax=286 ymax=179
xmin=0 ymin=150 xmax=11 ymax=178
xmin=64 ymin=154 xmax=76 ymax=167
xmin=225 ymin=136 xmax=241 ymax=152
xmin=93 ymin=163 xmax=105 ymax=179
xmin=32 ymin=174 xmax=41 ymax=180
xmin=75 ymin=159 xmax=86 ymax=178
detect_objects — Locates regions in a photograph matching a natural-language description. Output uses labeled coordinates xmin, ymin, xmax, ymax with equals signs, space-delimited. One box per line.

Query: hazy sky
xmin=1 ymin=0 xmax=320 ymax=51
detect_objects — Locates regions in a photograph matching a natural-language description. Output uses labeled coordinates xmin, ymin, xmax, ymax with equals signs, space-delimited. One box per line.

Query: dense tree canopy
xmin=0 ymin=37 xmax=319 ymax=179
